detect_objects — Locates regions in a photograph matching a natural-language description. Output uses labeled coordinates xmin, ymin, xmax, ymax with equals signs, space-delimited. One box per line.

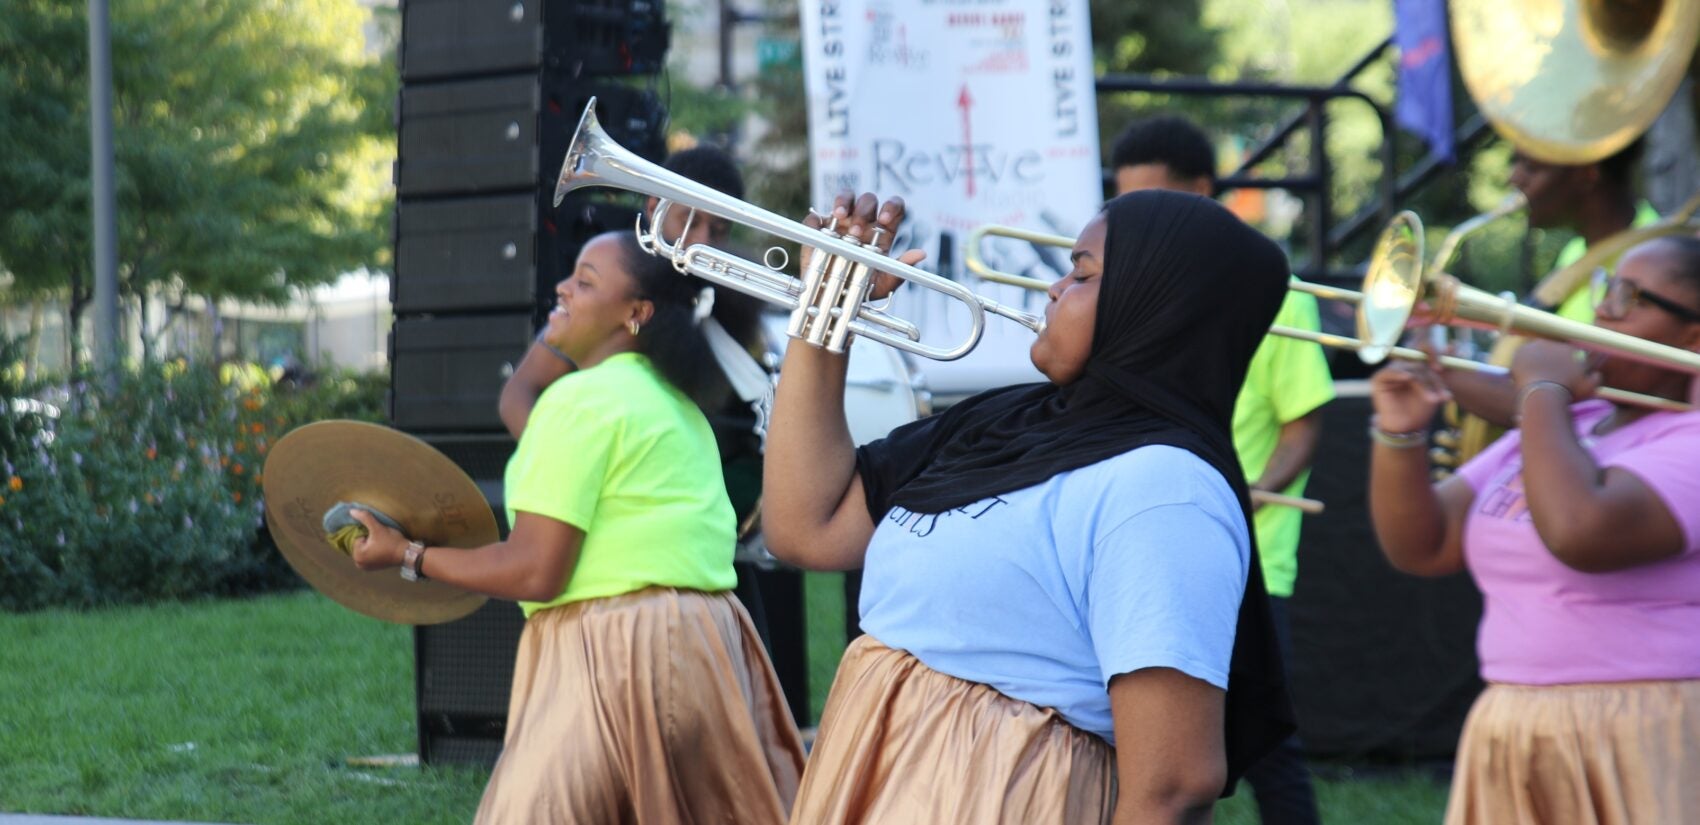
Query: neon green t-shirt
xmin=503 ymin=352 xmax=738 ymax=618
xmin=1233 ymin=290 xmax=1335 ymax=598
xmin=1551 ymin=201 xmax=1661 ymax=323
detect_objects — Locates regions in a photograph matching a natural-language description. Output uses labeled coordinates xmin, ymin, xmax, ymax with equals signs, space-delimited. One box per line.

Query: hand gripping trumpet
xmin=553 ymin=99 xmax=1044 ymax=360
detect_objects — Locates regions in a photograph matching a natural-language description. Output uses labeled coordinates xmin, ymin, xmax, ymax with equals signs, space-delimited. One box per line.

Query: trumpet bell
xmin=1452 ymin=0 xmax=1700 ymax=164
xmin=1357 ymin=211 xmax=1426 ymax=364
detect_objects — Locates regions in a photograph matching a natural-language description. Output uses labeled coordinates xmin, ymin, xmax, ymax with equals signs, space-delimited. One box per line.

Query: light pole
xmin=88 ymin=0 xmax=120 ymax=375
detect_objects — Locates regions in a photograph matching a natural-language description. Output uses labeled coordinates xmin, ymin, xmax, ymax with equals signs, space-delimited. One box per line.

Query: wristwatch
xmin=400 ymin=540 xmax=428 ymax=582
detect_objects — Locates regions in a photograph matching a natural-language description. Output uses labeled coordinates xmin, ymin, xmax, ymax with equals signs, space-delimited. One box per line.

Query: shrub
xmin=0 ymin=349 xmax=386 ymax=611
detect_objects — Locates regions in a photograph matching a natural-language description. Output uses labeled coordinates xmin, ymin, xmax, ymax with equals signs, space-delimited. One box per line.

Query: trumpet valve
xmin=787 ymin=230 xmax=840 ymax=342
xmin=806 ymin=250 xmax=858 ymax=349
xmin=827 ymin=260 xmax=877 ymax=352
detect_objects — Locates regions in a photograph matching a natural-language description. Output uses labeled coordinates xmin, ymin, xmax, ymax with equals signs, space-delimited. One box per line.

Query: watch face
xmin=402 ymin=542 xmax=424 ymax=581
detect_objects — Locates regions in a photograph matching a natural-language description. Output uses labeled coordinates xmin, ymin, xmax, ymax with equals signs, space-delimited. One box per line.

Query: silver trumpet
xmin=553 ymin=98 xmax=1045 ymax=360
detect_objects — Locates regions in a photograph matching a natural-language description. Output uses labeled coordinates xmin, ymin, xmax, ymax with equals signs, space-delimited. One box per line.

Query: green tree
xmin=0 ymin=0 xmax=395 ymax=366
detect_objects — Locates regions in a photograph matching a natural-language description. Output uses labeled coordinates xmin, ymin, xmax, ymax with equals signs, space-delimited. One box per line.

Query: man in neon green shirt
xmin=1440 ymin=141 xmax=1656 ymax=427
xmin=1234 ymin=293 xmax=1337 ymax=598
xmin=1548 ymin=200 xmax=1661 ymax=323
xmin=1113 ymin=114 xmax=1333 ymax=825
xmin=1511 ymin=139 xmax=1658 ymax=323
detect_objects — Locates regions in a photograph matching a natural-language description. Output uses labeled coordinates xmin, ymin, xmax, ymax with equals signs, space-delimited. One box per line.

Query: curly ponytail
xmin=615 ymin=232 xmax=737 ymax=409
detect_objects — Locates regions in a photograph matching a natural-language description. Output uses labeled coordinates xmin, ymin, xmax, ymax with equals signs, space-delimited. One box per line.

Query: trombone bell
xmin=1355 ymin=210 xmax=1700 ymax=377
xmin=1358 ymin=211 xmax=1426 ymax=365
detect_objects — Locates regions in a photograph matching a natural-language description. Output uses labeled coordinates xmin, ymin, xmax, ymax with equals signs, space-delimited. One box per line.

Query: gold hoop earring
xmin=628 ymin=319 xmax=641 ymax=336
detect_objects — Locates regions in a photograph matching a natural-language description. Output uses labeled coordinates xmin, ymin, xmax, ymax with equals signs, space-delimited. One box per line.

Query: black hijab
xmin=855 ymin=189 xmax=1295 ymax=792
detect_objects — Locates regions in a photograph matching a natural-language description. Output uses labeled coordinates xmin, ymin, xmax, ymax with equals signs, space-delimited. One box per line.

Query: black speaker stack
xmin=390 ymin=0 xmax=671 ymax=766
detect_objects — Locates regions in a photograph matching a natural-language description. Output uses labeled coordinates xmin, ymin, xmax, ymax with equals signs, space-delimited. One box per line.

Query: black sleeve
xmin=851 ymin=395 xmax=972 ymax=522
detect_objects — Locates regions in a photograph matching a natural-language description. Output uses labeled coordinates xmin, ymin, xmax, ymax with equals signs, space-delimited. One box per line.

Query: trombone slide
xmin=1252 ymin=489 xmax=1325 ymax=515
xmin=1268 ymin=325 xmax=1692 ymax=413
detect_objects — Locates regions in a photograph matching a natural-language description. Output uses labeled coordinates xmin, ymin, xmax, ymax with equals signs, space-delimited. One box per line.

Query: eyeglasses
xmin=1590 ymin=275 xmax=1700 ymax=323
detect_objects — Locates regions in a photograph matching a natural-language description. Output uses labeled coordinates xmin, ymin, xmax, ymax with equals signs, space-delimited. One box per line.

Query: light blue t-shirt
xmin=858 ymin=445 xmax=1250 ymax=745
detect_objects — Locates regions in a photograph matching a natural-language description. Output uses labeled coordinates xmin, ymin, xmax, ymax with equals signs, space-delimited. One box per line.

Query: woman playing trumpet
xmin=1368 ymin=235 xmax=1700 ymax=824
xmin=765 ymin=189 xmax=1295 ymax=823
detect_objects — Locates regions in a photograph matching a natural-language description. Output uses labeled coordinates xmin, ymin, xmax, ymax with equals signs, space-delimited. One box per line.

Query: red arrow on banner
xmin=957 ymin=83 xmax=976 ymax=198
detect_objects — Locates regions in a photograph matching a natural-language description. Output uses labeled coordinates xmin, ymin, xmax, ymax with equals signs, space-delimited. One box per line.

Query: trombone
xmin=1354 ymin=210 xmax=1700 ymax=384
xmin=966 ymin=221 xmax=1695 ymax=414
xmin=553 ymin=99 xmax=1042 ymax=362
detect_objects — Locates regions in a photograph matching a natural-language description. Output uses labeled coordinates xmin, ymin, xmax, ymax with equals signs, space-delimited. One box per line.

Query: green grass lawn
xmin=0 ymin=591 xmax=489 ymax=824
xmin=1 ymin=582 xmax=1449 ymax=824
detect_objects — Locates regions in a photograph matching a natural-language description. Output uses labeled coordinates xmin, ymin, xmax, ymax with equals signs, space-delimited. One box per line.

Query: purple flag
xmin=1394 ymin=0 xmax=1454 ymax=162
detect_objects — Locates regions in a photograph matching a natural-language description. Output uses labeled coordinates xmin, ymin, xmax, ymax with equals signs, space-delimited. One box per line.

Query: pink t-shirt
xmin=1455 ymin=400 xmax=1700 ymax=685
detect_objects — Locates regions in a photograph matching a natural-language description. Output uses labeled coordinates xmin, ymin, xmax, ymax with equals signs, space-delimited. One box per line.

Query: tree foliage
xmin=0 ymin=0 xmax=395 ymax=364
xmin=0 ymin=346 xmax=387 ymax=610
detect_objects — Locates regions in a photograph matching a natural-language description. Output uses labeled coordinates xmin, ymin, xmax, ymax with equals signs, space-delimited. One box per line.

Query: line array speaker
xmin=401 ymin=0 xmax=669 ymax=82
xmin=395 ymin=0 xmax=679 ymax=768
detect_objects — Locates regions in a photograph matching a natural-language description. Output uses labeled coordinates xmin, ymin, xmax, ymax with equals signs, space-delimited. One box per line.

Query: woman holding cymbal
xmin=350 ymin=229 xmax=803 ymax=824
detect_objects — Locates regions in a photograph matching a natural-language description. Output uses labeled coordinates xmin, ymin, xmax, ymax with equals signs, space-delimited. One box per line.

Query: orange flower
xmin=254 ymin=473 xmax=263 ymax=485
xmin=232 ymin=491 xmax=243 ymax=503
xmin=145 ymin=447 xmax=157 ymax=460
xmin=7 ymin=476 xmax=21 ymax=492
xmin=250 ymin=422 xmax=264 ymax=435
xmin=232 ymin=463 xmax=244 ymax=476
xmin=144 ymin=492 xmax=155 ymax=505
xmin=0 ymin=494 xmax=7 ymax=507
xmin=235 ymin=441 xmax=246 ymax=454
xmin=243 ymin=398 xmax=261 ymax=411
xmin=220 ymin=456 xmax=231 ymax=468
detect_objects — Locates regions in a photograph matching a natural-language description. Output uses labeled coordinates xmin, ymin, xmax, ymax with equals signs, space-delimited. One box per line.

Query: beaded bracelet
xmin=1369 ymin=417 xmax=1429 ymax=449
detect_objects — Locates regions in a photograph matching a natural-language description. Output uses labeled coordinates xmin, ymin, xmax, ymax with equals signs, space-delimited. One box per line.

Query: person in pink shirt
xmin=1366 ymin=234 xmax=1700 ymax=824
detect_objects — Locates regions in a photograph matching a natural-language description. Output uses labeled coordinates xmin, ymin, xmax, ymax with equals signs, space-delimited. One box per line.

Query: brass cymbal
xmin=262 ymin=420 xmax=494 ymax=625
xmin=1452 ymin=0 xmax=1700 ymax=164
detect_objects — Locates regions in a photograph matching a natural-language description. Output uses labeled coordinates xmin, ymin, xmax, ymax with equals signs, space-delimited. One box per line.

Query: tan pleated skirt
xmin=473 ymin=587 xmax=805 ymax=825
xmin=790 ymin=635 xmax=1117 ymax=825
xmin=1447 ymin=680 xmax=1700 ymax=825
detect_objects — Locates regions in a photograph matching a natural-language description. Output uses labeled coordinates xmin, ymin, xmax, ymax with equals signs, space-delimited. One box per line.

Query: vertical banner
xmin=1394 ymin=0 xmax=1454 ymax=162
xmin=801 ymin=0 xmax=1101 ymax=395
